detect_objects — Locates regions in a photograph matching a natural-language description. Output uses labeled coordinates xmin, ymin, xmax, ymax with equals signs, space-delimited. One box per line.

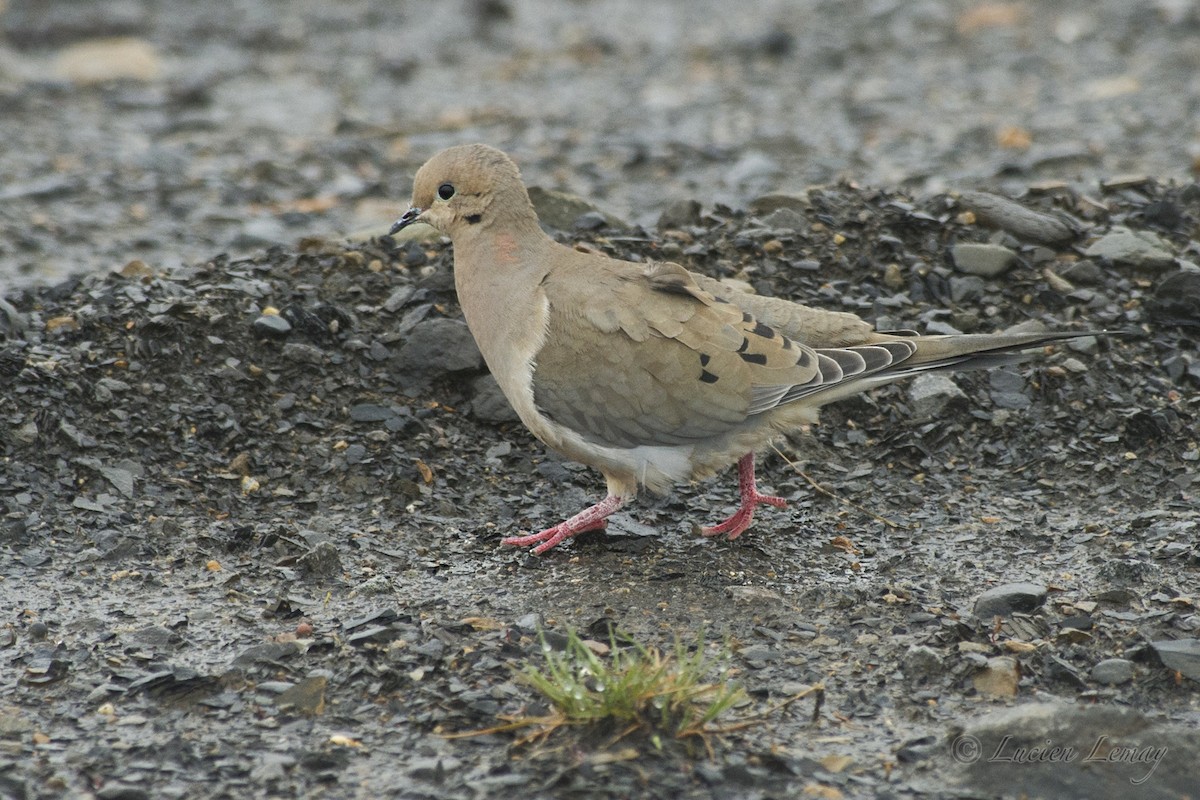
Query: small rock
xmin=950 ymin=243 xmax=1019 ymax=277
xmin=397 ymin=318 xmax=483 ymax=376
xmin=383 ymin=286 xmax=416 ymax=313
xmin=253 ymin=314 xmax=292 ymax=337
xmin=724 ymin=585 xmax=784 ymax=604
xmin=1150 ymin=639 xmax=1200 ymax=682
xmin=949 ymin=275 xmax=986 ymax=303
xmin=573 ymin=211 xmax=609 ymax=231
xmin=748 ymin=193 xmax=811 ymax=215
xmin=1149 ymin=270 xmax=1200 ymax=327
xmin=973 ymin=582 xmax=1047 ymax=618
xmin=908 ymin=373 xmax=966 ymax=418
xmin=297 ymin=541 xmax=342 ymax=580
xmin=469 ymin=373 xmax=519 ymax=423
xmin=1090 ymin=658 xmax=1135 ymax=685
xmin=657 ymin=198 xmax=702 ymax=230
xmin=55 ymin=37 xmax=161 ymax=85
xmin=1084 ymin=228 xmax=1175 ymax=270
xmin=973 ymin=656 xmax=1020 ymax=697
xmin=527 ymin=186 xmax=625 ymax=231
xmin=281 ymin=342 xmax=325 ymax=365
xmin=957 ymin=190 xmax=1079 ymax=245
xmin=988 ymin=368 xmax=1031 ymax=410
xmin=759 ymin=207 xmax=807 ymax=233
xmin=1058 ymin=259 xmax=1104 ymax=285
xmin=349 ymin=404 xmax=395 ymax=423
xmin=903 ymin=645 xmax=945 ymax=680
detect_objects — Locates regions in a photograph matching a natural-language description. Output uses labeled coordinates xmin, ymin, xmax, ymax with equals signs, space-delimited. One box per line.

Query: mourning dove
xmin=390 ymin=144 xmax=1094 ymax=554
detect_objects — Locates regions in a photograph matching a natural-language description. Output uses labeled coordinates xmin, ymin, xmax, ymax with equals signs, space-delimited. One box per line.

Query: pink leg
xmin=502 ymin=494 xmax=627 ymax=555
xmin=700 ymin=453 xmax=787 ymax=540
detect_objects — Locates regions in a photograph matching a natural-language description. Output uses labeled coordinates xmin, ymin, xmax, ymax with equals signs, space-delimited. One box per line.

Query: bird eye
xmin=437 ymin=183 xmax=455 ymax=201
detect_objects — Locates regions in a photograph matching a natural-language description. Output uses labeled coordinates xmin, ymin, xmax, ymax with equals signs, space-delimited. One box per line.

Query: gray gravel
xmin=2 ymin=2 xmax=1200 ymax=799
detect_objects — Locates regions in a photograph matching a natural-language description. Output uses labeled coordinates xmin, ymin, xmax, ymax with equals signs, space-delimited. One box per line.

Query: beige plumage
xmin=390 ymin=144 xmax=1091 ymax=554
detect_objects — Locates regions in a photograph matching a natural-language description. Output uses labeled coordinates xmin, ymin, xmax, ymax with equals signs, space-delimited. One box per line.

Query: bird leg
xmin=502 ymin=493 xmax=627 ymax=555
xmin=700 ymin=453 xmax=787 ymax=540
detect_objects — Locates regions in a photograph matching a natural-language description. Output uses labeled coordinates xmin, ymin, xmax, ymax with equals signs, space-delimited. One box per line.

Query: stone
xmin=903 ymin=645 xmax=945 ymax=681
xmin=956 ymin=190 xmax=1078 ymax=244
xmin=973 ymin=656 xmax=1019 ymax=697
xmin=397 ymin=318 xmax=483 ymax=376
xmin=252 ymin=314 xmax=292 ymax=337
xmin=469 ymin=373 xmax=519 ymax=423
xmin=1084 ymin=228 xmax=1175 ymax=270
xmin=1149 ymin=269 xmax=1200 ymax=326
xmin=657 ymin=198 xmax=702 ymax=230
xmin=527 ymin=186 xmax=626 ymax=231
xmin=1090 ymin=658 xmax=1134 ymax=685
xmin=908 ymin=373 xmax=966 ymax=418
xmin=949 ymin=275 xmax=986 ymax=303
xmin=1058 ymin=259 xmax=1104 ymax=285
xmin=973 ymin=582 xmax=1047 ymax=618
xmin=1150 ymin=638 xmax=1200 ymax=682
xmin=55 ymin=37 xmax=161 ymax=85
xmin=950 ymin=243 xmax=1019 ymax=277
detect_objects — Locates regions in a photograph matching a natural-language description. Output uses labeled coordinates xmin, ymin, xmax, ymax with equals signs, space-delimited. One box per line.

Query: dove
xmin=390 ymin=144 xmax=1093 ymax=554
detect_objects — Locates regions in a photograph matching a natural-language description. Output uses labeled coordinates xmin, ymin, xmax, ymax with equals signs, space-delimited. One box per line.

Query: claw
xmin=700 ymin=453 xmax=787 ymax=540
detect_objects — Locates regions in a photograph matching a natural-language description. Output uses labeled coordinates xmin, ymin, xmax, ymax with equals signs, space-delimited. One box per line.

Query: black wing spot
xmin=752 ymin=321 xmax=775 ymax=339
xmin=796 ymin=349 xmax=812 ymax=368
xmin=699 ymin=353 xmax=711 ymax=367
xmin=737 ymin=337 xmax=750 ymax=353
xmin=739 ymin=352 xmax=767 ymax=365
xmin=699 ymin=369 xmax=719 ymax=384
xmin=742 ymin=311 xmax=754 ymax=323
xmin=465 ymin=214 xmax=482 ymax=224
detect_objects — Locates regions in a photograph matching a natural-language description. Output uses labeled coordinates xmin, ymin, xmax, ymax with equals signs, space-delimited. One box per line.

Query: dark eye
xmin=437 ymin=183 xmax=455 ymax=201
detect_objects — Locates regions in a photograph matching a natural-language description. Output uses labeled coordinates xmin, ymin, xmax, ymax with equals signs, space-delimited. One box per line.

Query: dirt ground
xmin=2 ymin=2 xmax=1200 ymax=799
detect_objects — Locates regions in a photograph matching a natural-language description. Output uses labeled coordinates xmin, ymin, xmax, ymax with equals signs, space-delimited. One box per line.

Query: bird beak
xmin=388 ymin=207 xmax=423 ymax=235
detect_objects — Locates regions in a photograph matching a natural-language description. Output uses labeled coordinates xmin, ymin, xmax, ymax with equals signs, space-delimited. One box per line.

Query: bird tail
xmin=790 ymin=329 xmax=1102 ymax=409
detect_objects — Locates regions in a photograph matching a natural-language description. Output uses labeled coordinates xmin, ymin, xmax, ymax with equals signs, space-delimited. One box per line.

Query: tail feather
xmin=782 ymin=330 xmax=1101 ymax=410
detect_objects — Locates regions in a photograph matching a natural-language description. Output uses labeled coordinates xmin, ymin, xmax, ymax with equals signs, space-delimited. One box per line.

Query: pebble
xmin=950 ymin=243 xmax=1019 ymax=277
xmin=973 ymin=656 xmax=1019 ymax=697
xmin=1058 ymin=259 xmax=1104 ymax=285
xmin=1090 ymin=658 xmax=1134 ymax=685
xmin=657 ymin=198 xmax=702 ymax=230
xmin=281 ymin=342 xmax=325 ymax=365
xmin=55 ymin=37 xmax=161 ymax=85
xmin=252 ymin=314 xmax=292 ymax=337
xmin=527 ymin=186 xmax=625 ymax=231
xmin=758 ymin=207 xmax=807 ymax=233
xmin=469 ymin=374 xmax=519 ymax=423
xmin=1150 ymin=638 xmax=1200 ymax=682
xmin=988 ymin=368 xmax=1031 ymax=410
xmin=973 ymin=582 xmax=1047 ymax=618
xmin=1149 ymin=269 xmax=1200 ymax=326
xmin=902 ymin=645 xmax=945 ymax=680
xmin=948 ymin=275 xmax=985 ymax=303
xmin=908 ymin=373 xmax=966 ymax=418
xmin=1083 ymin=228 xmax=1175 ymax=270
xmin=748 ymin=193 xmax=811 ymax=215
xmin=957 ymin=190 xmax=1078 ymax=245
xmin=397 ymin=318 xmax=483 ymax=375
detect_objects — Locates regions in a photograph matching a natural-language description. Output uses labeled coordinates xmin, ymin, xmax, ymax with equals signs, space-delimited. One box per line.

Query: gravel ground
xmin=3 ymin=2 xmax=1200 ymax=799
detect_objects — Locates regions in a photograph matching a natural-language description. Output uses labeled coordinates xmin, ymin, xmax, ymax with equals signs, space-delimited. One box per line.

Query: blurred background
xmin=1 ymin=0 xmax=1198 ymax=287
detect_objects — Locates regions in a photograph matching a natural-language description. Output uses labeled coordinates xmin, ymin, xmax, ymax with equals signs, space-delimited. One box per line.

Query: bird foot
xmin=699 ymin=452 xmax=788 ymax=540
xmin=502 ymin=494 xmax=625 ymax=555
xmin=700 ymin=490 xmax=787 ymax=540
